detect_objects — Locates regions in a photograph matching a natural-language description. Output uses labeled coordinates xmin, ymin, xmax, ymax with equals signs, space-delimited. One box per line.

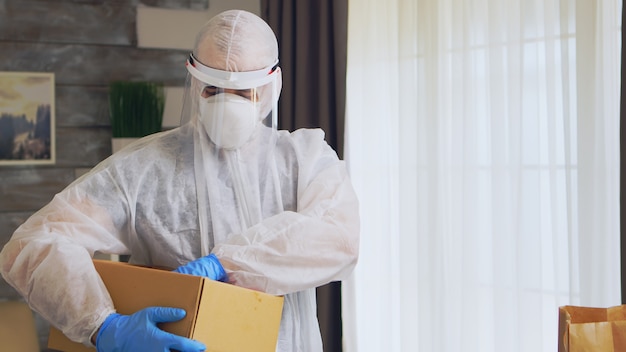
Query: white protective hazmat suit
xmin=0 ymin=10 xmax=359 ymax=352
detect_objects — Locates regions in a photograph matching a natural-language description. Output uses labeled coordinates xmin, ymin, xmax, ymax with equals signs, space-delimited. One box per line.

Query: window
xmin=344 ymin=1 xmax=622 ymax=351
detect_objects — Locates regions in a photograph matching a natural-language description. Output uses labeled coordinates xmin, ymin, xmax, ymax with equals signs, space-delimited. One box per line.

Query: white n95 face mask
xmin=199 ymin=93 xmax=260 ymax=149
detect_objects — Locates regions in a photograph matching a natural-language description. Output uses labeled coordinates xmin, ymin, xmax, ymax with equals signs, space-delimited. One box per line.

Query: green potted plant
xmin=109 ymin=81 xmax=165 ymax=153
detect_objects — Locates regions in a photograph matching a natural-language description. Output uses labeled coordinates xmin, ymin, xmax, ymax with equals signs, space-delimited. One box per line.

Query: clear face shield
xmin=180 ymin=53 xmax=280 ymax=150
xmin=180 ymin=54 xmax=283 ymax=256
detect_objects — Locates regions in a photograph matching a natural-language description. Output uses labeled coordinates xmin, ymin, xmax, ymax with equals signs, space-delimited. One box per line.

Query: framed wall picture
xmin=0 ymin=71 xmax=55 ymax=165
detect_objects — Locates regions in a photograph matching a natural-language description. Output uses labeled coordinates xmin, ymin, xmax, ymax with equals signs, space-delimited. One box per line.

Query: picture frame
xmin=0 ymin=71 xmax=56 ymax=165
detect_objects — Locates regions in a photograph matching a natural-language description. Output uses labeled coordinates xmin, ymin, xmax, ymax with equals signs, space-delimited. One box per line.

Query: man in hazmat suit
xmin=0 ymin=9 xmax=359 ymax=352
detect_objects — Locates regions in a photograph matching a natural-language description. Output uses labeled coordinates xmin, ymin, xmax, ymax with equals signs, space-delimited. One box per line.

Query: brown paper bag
xmin=558 ymin=305 xmax=626 ymax=352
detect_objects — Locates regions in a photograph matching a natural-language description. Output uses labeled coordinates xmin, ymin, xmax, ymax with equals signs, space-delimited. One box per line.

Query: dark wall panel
xmin=0 ymin=1 xmax=194 ymax=349
xmin=55 ymin=127 xmax=113 ymax=167
xmin=0 ymin=211 xmax=34 ymax=245
xmin=0 ymin=168 xmax=75 ymax=212
xmin=0 ymin=0 xmax=136 ymax=45
xmin=0 ymin=211 xmax=34 ymax=300
xmin=0 ymin=43 xmax=188 ymax=86
xmin=55 ymin=86 xmax=110 ymax=127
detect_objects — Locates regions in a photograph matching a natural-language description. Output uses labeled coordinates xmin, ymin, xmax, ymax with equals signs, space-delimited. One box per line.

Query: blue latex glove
xmin=173 ymin=253 xmax=228 ymax=282
xmin=96 ymin=307 xmax=206 ymax=352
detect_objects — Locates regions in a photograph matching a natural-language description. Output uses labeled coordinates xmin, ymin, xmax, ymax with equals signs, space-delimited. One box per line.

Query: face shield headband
xmin=186 ymin=53 xmax=279 ymax=90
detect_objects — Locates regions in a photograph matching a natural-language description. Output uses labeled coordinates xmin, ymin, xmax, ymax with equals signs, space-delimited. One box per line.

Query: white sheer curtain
xmin=342 ymin=1 xmax=622 ymax=351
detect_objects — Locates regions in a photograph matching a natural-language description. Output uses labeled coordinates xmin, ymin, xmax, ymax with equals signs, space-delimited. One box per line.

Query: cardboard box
xmin=48 ymin=260 xmax=283 ymax=352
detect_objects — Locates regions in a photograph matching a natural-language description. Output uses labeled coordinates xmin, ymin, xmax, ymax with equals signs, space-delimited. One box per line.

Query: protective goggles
xmin=186 ymin=53 xmax=279 ymax=90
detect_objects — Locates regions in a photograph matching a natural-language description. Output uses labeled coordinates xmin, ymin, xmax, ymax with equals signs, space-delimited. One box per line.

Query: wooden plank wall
xmin=0 ymin=0 xmax=206 ymax=349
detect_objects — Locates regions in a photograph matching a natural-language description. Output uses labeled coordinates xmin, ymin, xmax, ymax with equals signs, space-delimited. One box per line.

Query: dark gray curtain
xmin=261 ymin=0 xmax=348 ymax=160
xmin=261 ymin=1 xmax=348 ymax=351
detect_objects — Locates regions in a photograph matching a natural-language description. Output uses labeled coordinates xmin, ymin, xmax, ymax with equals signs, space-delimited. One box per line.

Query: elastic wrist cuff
xmin=95 ymin=313 xmax=121 ymax=346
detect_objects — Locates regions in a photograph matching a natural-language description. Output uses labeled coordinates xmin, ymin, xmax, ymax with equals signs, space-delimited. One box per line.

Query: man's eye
xmin=202 ymin=86 xmax=220 ymax=96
